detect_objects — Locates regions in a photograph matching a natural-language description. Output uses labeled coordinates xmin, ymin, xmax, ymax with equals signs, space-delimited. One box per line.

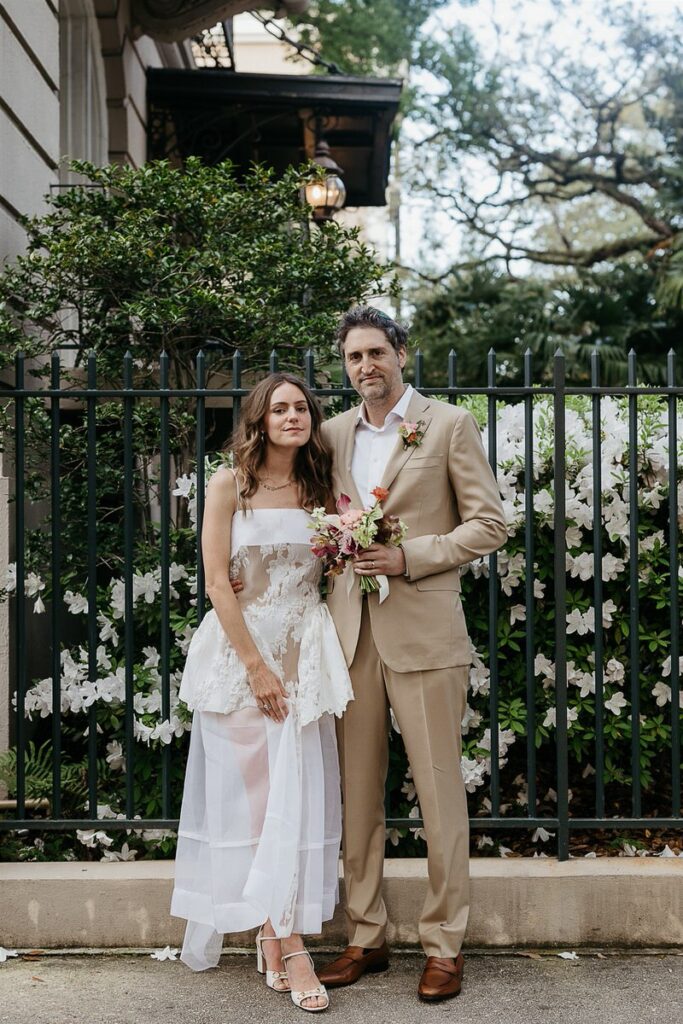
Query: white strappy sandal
xmin=255 ymin=929 xmax=290 ymax=992
xmin=281 ymin=949 xmax=329 ymax=1013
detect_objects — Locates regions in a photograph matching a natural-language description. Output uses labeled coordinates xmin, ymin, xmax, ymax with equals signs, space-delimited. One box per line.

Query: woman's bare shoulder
xmin=206 ymin=465 xmax=238 ymax=508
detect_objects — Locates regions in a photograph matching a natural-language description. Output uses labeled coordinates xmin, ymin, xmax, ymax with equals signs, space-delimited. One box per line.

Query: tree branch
xmin=505 ymin=233 xmax=662 ymax=267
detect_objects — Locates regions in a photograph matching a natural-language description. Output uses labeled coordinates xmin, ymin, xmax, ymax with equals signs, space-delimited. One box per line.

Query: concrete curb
xmin=1 ymin=858 xmax=682 ymax=949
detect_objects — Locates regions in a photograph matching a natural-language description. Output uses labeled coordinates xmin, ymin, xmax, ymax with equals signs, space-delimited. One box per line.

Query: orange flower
xmin=371 ymin=486 xmax=389 ymax=503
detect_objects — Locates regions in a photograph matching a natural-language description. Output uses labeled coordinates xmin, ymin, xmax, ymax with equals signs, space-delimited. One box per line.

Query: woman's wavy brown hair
xmin=229 ymin=372 xmax=333 ymax=511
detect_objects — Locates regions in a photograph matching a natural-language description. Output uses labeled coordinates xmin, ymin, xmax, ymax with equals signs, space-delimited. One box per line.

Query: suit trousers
xmin=337 ymin=601 xmax=470 ymax=957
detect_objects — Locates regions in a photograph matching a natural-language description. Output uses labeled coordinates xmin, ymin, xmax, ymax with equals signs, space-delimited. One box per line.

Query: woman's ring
xmin=371 ymin=561 xmax=375 ymax=569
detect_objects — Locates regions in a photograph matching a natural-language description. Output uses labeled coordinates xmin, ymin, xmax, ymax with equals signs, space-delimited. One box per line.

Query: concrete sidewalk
xmin=0 ymin=951 xmax=681 ymax=1024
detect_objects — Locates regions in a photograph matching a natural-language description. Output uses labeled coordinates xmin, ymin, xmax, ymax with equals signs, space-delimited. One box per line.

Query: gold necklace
xmin=259 ymin=477 xmax=296 ymax=492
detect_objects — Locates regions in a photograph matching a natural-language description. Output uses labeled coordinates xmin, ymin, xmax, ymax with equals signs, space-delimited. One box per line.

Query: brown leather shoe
xmin=417 ymin=953 xmax=464 ymax=1002
xmin=317 ymin=943 xmax=389 ymax=988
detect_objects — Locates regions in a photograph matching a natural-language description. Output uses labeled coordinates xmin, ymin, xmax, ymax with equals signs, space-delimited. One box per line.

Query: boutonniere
xmin=398 ymin=419 xmax=426 ymax=450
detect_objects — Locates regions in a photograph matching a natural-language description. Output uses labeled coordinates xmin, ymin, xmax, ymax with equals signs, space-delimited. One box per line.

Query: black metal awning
xmin=132 ymin=0 xmax=311 ymax=43
xmin=147 ymin=68 xmax=403 ymax=206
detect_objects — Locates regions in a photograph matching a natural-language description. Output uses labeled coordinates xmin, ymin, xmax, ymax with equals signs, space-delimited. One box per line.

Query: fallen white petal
xmin=0 ymin=948 xmax=18 ymax=963
xmin=558 ymin=951 xmax=579 ymax=960
xmin=150 ymin=946 xmax=179 ymax=961
xmin=531 ymin=826 xmax=555 ymax=843
xmin=659 ymin=845 xmax=677 ymax=858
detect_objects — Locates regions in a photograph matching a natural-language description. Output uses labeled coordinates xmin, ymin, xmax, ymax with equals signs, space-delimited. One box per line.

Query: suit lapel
xmin=379 ymin=392 xmax=433 ymax=493
xmin=336 ymin=409 xmax=364 ymax=509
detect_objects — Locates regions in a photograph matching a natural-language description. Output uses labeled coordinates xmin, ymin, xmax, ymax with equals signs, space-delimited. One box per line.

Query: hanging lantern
xmin=303 ymin=137 xmax=346 ymax=222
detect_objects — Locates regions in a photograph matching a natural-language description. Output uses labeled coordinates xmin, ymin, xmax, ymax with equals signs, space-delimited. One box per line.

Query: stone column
xmin=0 ymin=460 xmax=10 ymax=764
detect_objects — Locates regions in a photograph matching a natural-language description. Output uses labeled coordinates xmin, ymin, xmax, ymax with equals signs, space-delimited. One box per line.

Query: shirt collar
xmin=356 ymin=384 xmax=414 ymax=429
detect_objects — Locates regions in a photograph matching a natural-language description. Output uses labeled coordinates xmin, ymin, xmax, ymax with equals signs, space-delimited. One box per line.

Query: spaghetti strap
xmin=230 ymin=467 xmax=241 ymax=507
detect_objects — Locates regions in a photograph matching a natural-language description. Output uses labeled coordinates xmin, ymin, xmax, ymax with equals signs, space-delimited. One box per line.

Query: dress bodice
xmin=229 ymin=507 xmax=322 ymax=610
xmin=179 ymin=505 xmax=352 ymax=726
xmin=230 ymin=506 xmax=314 ymax=550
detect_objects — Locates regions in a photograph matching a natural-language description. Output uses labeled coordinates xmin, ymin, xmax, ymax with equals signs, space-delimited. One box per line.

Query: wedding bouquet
xmin=309 ymin=487 xmax=408 ymax=600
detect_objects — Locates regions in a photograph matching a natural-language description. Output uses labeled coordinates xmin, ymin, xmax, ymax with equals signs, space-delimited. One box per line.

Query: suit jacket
xmin=321 ymin=390 xmax=507 ymax=672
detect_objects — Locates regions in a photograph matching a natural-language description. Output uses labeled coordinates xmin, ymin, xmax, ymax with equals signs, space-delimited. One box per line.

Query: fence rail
xmin=0 ymin=347 xmax=681 ymax=861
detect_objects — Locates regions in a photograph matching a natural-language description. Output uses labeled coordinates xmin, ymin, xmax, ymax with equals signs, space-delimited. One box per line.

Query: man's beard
xmin=360 ymin=376 xmax=392 ymax=403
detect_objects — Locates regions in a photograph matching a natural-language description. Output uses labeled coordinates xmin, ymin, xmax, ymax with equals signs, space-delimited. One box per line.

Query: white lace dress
xmin=170 ymin=506 xmax=353 ymax=972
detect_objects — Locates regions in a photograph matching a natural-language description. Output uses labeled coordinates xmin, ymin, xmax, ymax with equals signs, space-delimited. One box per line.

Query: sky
xmin=394 ymin=0 xmax=682 ymax=280
xmin=435 ymin=0 xmax=681 ymax=44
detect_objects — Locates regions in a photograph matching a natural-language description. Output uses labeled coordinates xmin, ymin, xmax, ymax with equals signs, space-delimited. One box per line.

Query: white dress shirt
xmin=351 ymin=385 xmax=414 ymax=507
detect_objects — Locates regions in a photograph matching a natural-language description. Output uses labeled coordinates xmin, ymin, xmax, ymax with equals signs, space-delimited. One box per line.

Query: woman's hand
xmin=248 ymin=661 xmax=289 ymax=722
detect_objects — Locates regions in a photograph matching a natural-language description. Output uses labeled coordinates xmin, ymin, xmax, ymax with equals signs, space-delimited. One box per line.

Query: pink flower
xmin=340 ymin=535 xmax=360 ymax=556
xmin=340 ymin=509 xmax=364 ymax=527
xmin=336 ymin=493 xmax=352 ymax=514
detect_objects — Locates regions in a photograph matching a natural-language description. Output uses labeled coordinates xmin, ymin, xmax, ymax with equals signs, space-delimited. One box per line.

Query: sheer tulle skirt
xmin=171 ymin=705 xmax=342 ymax=971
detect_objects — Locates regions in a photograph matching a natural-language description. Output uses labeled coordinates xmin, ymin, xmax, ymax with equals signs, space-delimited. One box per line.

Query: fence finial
xmin=160 ymin=350 xmax=169 ymax=388
xmin=304 ymin=348 xmax=315 ymax=387
xmin=487 ymin=349 xmax=496 ymax=387
xmin=591 ymin=348 xmax=601 ymax=386
xmin=628 ymin=349 xmax=637 ymax=387
xmin=667 ymin=349 xmax=676 ymax=387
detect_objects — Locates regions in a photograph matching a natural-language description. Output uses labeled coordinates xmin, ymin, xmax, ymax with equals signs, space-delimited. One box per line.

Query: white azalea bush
xmin=0 ymin=398 xmax=202 ymax=861
xmin=387 ymin=393 xmax=683 ymax=856
xmin=1 ymin=394 xmax=682 ymax=860
xmin=0 ymin=457 xmax=221 ymax=860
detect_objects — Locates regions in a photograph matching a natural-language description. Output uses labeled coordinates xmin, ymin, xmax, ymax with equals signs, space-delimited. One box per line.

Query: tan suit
xmin=322 ymin=391 xmax=506 ymax=956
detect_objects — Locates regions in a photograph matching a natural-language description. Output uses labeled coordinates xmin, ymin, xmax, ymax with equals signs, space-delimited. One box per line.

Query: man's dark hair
xmin=335 ymin=305 xmax=409 ymax=355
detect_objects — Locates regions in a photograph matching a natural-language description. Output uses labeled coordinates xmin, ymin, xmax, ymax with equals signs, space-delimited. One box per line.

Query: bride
xmin=171 ymin=372 xmax=353 ymax=1013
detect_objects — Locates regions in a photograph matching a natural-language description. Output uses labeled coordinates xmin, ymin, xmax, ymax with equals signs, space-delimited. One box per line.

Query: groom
xmin=318 ymin=306 xmax=506 ymax=1001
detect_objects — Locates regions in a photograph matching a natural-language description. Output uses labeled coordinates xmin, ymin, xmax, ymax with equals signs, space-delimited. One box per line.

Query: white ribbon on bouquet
xmin=346 ymin=563 xmax=391 ymax=604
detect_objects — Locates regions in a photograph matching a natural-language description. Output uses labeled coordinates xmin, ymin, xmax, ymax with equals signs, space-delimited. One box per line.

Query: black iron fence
xmin=0 ymin=347 xmax=681 ymax=861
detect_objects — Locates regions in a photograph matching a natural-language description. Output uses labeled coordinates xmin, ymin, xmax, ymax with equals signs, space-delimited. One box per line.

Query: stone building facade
xmin=0 ymin=0 xmax=308 ymax=753
xmin=1 ymin=0 xmax=308 ymax=264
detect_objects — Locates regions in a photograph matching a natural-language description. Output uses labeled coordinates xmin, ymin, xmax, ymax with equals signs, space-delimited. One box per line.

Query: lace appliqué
xmin=229 ymin=545 xmax=250 ymax=579
xmin=247 ymin=543 xmax=320 ymax=659
xmin=178 ymin=541 xmax=352 ymax=725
